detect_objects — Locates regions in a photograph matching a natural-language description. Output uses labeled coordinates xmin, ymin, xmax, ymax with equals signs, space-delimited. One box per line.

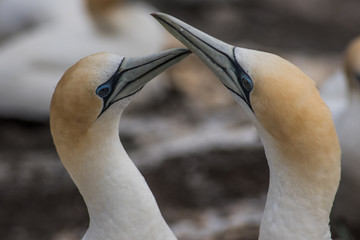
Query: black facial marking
xmin=97 ymin=50 xmax=190 ymax=118
xmin=95 ymin=61 xmax=123 ymax=116
xmin=356 ymin=73 xmax=360 ymax=83
xmin=160 ymin=19 xmax=254 ymax=109
xmin=231 ymin=48 xmax=253 ymax=110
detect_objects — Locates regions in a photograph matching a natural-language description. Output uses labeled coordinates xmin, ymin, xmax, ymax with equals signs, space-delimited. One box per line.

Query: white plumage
xmin=50 ymin=49 xmax=190 ymax=240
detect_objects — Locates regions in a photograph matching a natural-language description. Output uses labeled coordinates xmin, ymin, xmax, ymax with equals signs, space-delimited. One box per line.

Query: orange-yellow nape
xmin=50 ymin=52 xmax=120 ymax=133
xmin=237 ymin=48 xmax=339 ymax=164
xmin=50 ymin=52 xmax=124 ymax=153
xmin=50 ymin=48 xmax=190 ymax=150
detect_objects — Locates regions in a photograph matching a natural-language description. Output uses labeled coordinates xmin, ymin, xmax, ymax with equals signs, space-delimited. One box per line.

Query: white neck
xmin=56 ymin=112 xmax=176 ymax=240
xmin=257 ymin=130 xmax=334 ymax=240
xmin=232 ymin=97 xmax=337 ymax=240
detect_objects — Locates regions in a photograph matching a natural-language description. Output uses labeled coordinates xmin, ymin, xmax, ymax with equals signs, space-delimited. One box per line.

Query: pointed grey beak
xmin=97 ymin=48 xmax=191 ymax=115
xmin=152 ymin=13 xmax=252 ymax=107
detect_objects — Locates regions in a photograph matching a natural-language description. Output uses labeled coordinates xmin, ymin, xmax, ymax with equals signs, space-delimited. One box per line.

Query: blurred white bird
xmin=50 ymin=48 xmax=190 ymax=240
xmin=153 ymin=13 xmax=341 ymax=240
xmin=0 ymin=0 xmax=166 ymax=120
xmin=338 ymin=36 xmax=360 ymax=164
xmin=331 ymin=36 xmax=360 ymax=181
xmin=319 ymin=71 xmax=347 ymax=125
xmin=322 ymin=36 xmax=360 ymax=228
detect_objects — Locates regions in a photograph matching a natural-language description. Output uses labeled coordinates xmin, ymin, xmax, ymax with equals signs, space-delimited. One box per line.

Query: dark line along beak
xmin=98 ymin=48 xmax=191 ymax=115
xmin=151 ymin=13 xmax=251 ymax=105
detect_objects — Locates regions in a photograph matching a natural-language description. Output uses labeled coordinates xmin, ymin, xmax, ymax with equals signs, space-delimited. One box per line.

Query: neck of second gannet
xmin=55 ymin=111 xmax=176 ymax=240
xmin=255 ymin=127 xmax=338 ymax=240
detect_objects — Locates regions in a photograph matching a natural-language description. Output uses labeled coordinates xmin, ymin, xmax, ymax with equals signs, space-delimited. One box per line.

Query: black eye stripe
xmin=95 ymin=60 xmax=124 ymax=102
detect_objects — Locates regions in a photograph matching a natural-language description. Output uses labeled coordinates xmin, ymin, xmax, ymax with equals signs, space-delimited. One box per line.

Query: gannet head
xmin=50 ymin=48 xmax=190 ymax=149
xmin=344 ymin=36 xmax=360 ymax=89
xmin=153 ymin=13 xmax=340 ymax=187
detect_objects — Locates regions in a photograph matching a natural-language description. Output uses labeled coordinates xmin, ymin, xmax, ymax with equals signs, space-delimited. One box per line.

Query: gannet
xmin=152 ymin=13 xmax=341 ymax=240
xmin=50 ymin=48 xmax=190 ymax=240
xmin=319 ymin=37 xmax=360 ymax=125
xmin=326 ymin=36 xmax=360 ymax=228
xmin=0 ymin=0 xmax=165 ymax=120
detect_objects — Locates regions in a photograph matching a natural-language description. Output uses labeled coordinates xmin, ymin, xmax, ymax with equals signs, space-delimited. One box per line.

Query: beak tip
xmin=150 ymin=12 xmax=164 ymax=19
xmin=150 ymin=12 xmax=162 ymax=23
xmin=151 ymin=12 xmax=172 ymax=26
xmin=170 ymin=48 xmax=192 ymax=61
xmin=178 ymin=48 xmax=192 ymax=55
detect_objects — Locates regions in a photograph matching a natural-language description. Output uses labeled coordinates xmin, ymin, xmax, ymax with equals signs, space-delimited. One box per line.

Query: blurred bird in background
xmin=0 ymin=0 xmax=166 ymax=121
xmin=320 ymin=36 xmax=360 ymax=234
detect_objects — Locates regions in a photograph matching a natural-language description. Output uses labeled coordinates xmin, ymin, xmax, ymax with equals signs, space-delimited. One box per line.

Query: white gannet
xmin=319 ymin=37 xmax=360 ymax=125
xmin=152 ymin=13 xmax=341 ymax=240
xmin=325 ymin=36 xmax=360 ymax=228
xmin=335 ymin=36 xmax=360 ymax=173
xmin=319 ymin=69 xmax=348 ymax=125
xmin=50 ymin=48 xmax=190 ymax=240
xmin=0 ymin=0 xmax=165 ymax=120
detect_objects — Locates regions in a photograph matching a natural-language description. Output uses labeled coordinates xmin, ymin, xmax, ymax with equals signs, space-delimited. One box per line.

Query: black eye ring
xmin=241 ymin=75 xmax=253 ymax=92
xmin=96 ymin=84 xmax=111 ymax=98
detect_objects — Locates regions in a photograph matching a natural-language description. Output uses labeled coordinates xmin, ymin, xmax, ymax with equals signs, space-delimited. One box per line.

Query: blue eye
xmin=96 ymin=84 xmax=111 ymax=98
xmin=241 ymin=74 xmax=253 ymax=92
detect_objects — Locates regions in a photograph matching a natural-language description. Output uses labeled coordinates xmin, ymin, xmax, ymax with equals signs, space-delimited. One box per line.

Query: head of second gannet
xmin=153 ymin=13 xmax=341 ymax=240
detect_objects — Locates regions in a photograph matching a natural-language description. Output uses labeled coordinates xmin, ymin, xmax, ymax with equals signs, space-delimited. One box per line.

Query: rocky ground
xmin=1 ymin=0 xmax=360 ymax=239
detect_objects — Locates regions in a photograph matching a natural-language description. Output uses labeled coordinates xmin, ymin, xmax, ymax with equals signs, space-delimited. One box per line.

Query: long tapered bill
xmin=99 ymin=47 xmax=191 ymax=115
xmin=151 ymin=13 xmax=247 ymax=101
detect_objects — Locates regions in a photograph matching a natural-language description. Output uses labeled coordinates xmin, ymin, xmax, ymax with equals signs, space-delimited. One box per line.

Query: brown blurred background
xmin=0 ymin=0 xmax=359 ymax=239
